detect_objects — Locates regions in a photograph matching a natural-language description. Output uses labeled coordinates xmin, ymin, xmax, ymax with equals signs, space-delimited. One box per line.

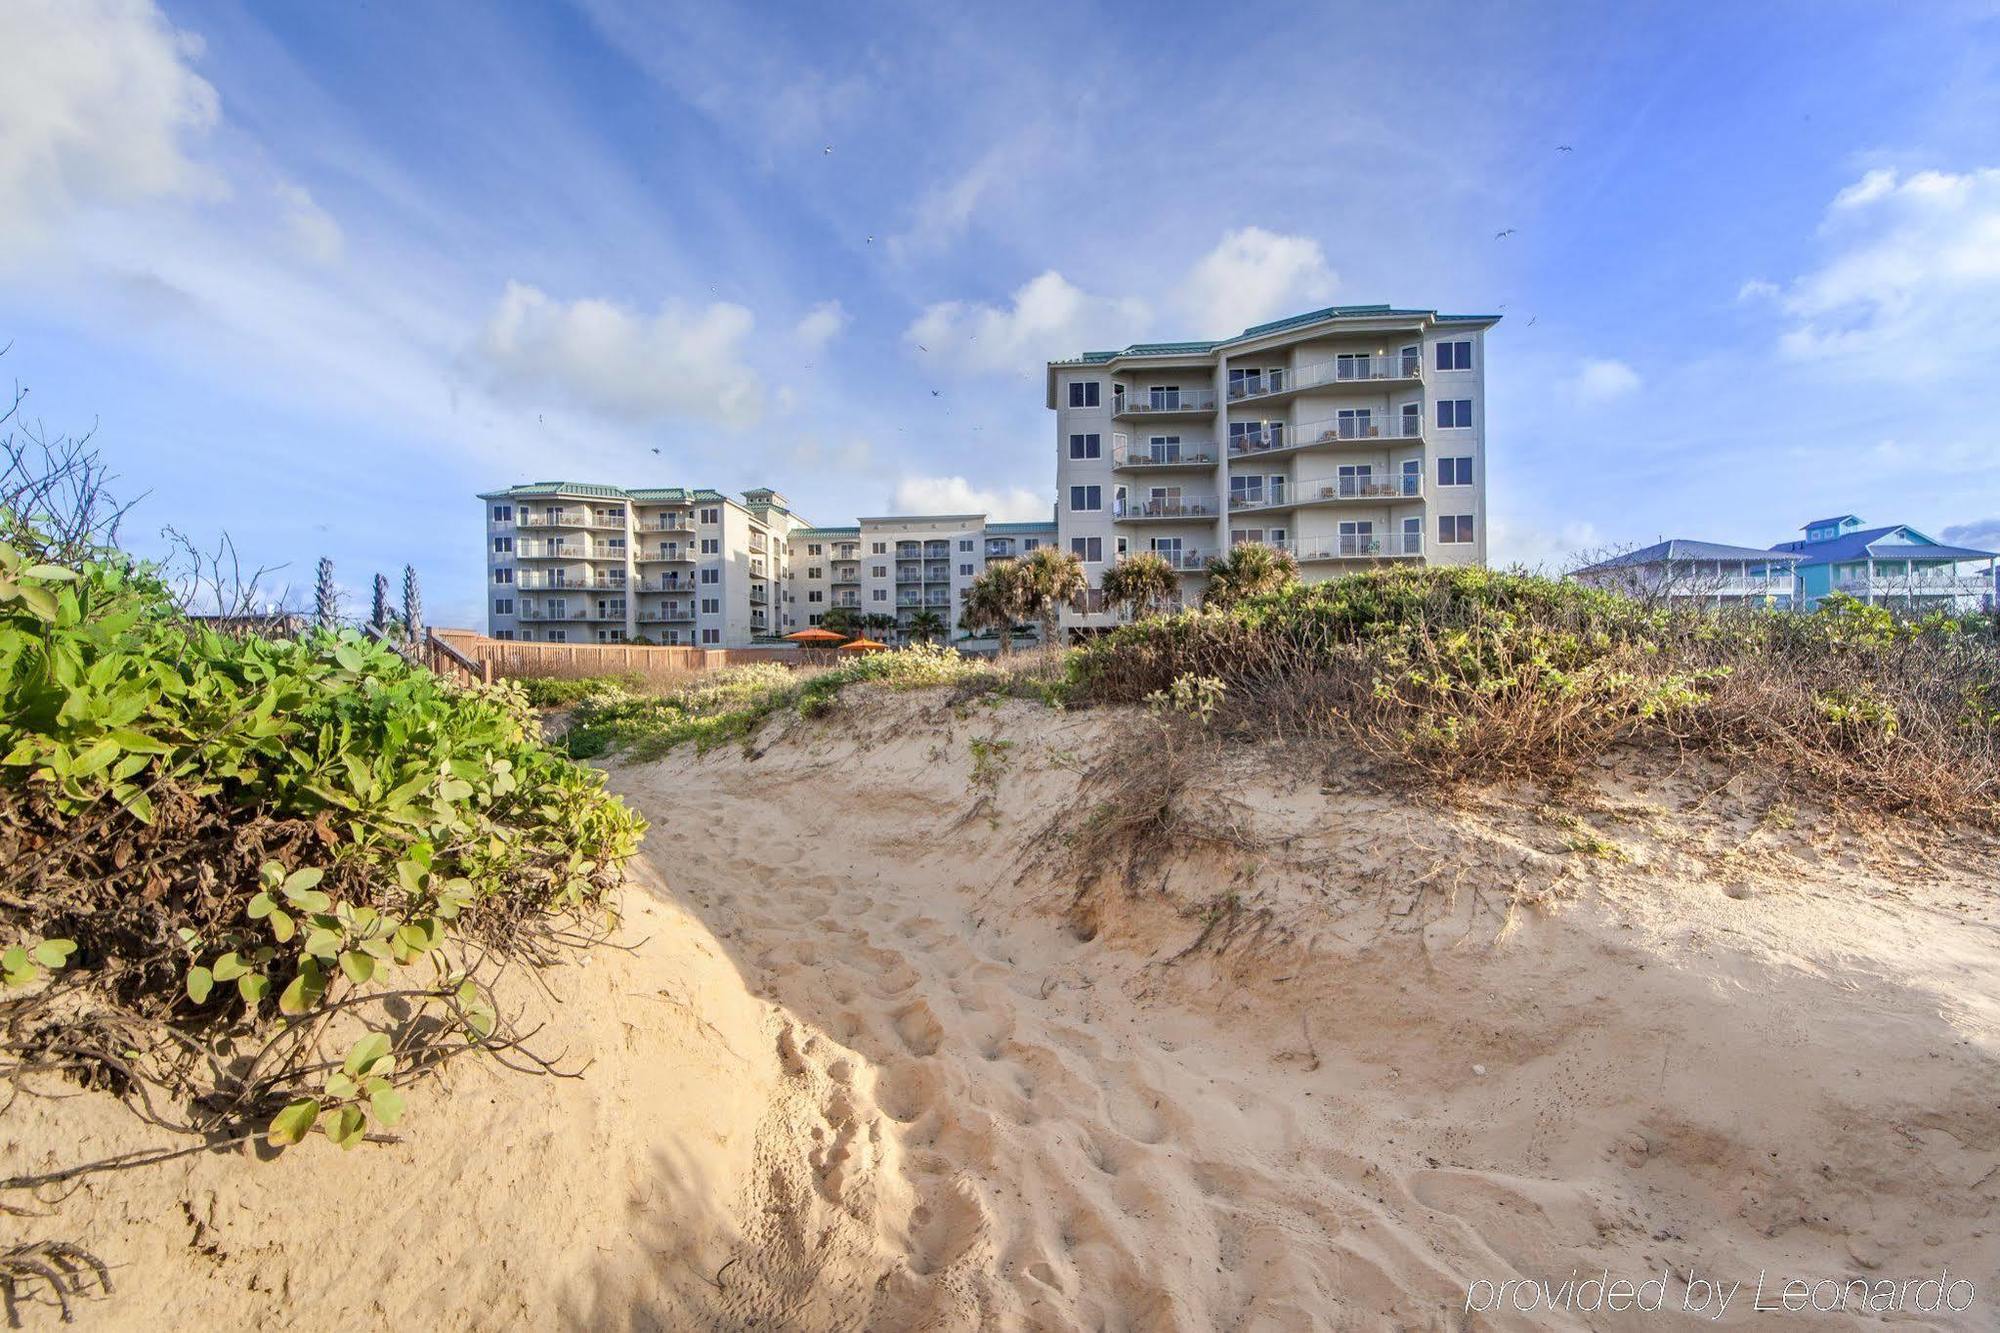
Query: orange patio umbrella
xmin=784 ymin=628 xmax=847 ymax=643
xmin=838 ymin=637 xmax=890 ymax=653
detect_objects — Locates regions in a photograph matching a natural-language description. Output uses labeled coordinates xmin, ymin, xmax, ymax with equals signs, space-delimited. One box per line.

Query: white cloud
xmin=906 ymin=271 xmax=1147 ymax=376
xmin=889 ymin=475 xmax=1049 ymax=522
xmin=275 ymin=182 xmax=343 ymax=263
xmin=1868 ymin=438 xmax=1996 ymax=475
xmin=1176 ymin=227 xmax=1337 ymax=334
xmin=1486 ymin=515 xmax=1605 ymax=572
xmin=1941 ymin=518 xmax=2000 ymax=551
xmin=474 ymin=281 xmax=764 ymax=427
xmin=1735 ymin=278 xmax=1779 ymax=303
xmin=1772 ymin=166 xmax=2000 ymax=378
xmin=1567 ymin=358 xmax=1641 ymax=404
xmin=0 ymin=0 xmax=221 ymax=249
xmin=793 ymin=299 xmax=847 ymax=349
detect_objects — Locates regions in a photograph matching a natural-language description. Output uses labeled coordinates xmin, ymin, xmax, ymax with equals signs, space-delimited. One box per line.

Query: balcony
xmin=1833 ymin=573 xmax=1994 ymax=599
xmin=517 ymin=544 xmax=589 ymax=560
xmin=830 ymin=594 xmax=861 ymax=609
xmin=1261 ymin=533 xmax=1424 ymax=562
xmin=1231 ymin=474 xmax=1423 ymax=512
xmin=637 ymin=575 xmax=699 ymax=593
xmin=1226 ymin=353 xmax=1421 ymax=405
xmin=640 ymin=518 xmax=692 ymax=533
xmin=923 ymin=592 xmax=950 ymax=607
xmin=1230 ymin=414 xmax=1423 ymax=461
xmin=1111 ymin=440 xmax=1220 ymax=471
xmin=925 ymin=563 xmax=951 ymax=582
xmin=831 ymin=564 xmax=860 ymax=585
xmin=896 ymin=593 xmax=923 ymax=608
xmin=516 ymin=572 xmax=586 ymax=590
xmin=749 ymin=587 xmax=769 ymax=605
xmin=1114 ymin=494 xmax=1219 ymax=522
xmin=517 ymin=512 xmax=626 ymax=531
xmin=1111 ymin=387 xmax=1219 ymax=420
xmin=984 ymin=541 xmax=1015 ymax=559
xmin=638 ymin=605 xmax=695 ymax=623
xmin=1122 ymin=549 xmax=1209 ymax=573
xmin=635 ymin=545 xmax=698 ymax=564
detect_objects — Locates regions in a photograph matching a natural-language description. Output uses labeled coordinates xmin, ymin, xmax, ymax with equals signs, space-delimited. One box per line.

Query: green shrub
xmin=516 ymin=674 xmax=645 ymax=708
xmin=0 ymin=534 xmax=645 ymax=1157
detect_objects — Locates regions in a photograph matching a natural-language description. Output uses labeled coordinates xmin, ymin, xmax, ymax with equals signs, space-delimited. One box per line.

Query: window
xmin=872 ymin=588 xmax=887 ymax=602
xmin=1437 ymin=514 xmax=1475 ymax=544
xmin=1435 ymin=340 xmax=1472 ymax=371
xmin=701 ymin=597 xmax=719 ymax=614
xmin=1068 ymin=380 xmax=1100 ymax=408
xmin=493 ymin=567 xmax=514 ymax=584
xmin=493 ymin=598 xmax=514 ymax=615
xmin=807 ymin=566 xmax=822 ymax=579
xmin=807 ymin=590 xmax=823 ymax=604
xmin=597 ymin=629 xmax=625 ymax=644
xmin=1024 ymin=538 xmax=1040 ymax=551
xmin=493 ymin=630 xmax=514 ymax=641
xmin=1437 ymin=456 xmax=1473 ymax=486
xmin=547 ymin=630 xmax=567 ymax=644
xmin=1230 ymin=474 xmax=1265 ymax=505
xmin=959 ymin=539 xmax=972 ymax=551
xmin=1437 ymin=399 xmax=1472 ymax=429
xmin=490 ymin=536 xmax=514 ymax=554
xmin=959 ymin=563 xmax=973 ymax=576
xmin=871 ymin=564 xmax=886 ymax=577
xmin=1068 ymin=432 xmax=1101 ymax=460
xmin=1068 ymin=484 xmax=1102 ymax=511
xmin=1149 ymin=385 xmax=1181 ymax=410
xmin=491 ymin=505 xmax=513 ymax=523
xmin=701 ymin=628 xmax=720 ymax=645
xmin=700 ymin=567 xmax=719 ymax=584
xmin=699 ymin=507 xmax=720 ymax=524
xmin=1070 ymin=536 xmax=1103 ymax=563
xmin=807 ymin=543 xmax=823 ymax=556
xmin=1402 ymin=517 xmax=1423 ymax=554
xmin=700 ymin=538 xmax=719 ymax=554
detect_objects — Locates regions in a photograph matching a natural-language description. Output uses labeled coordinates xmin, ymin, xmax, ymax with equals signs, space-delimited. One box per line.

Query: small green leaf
xmin=31 ymin=939 xmax=75 ymax=968
xmin=247 ymin=892 xmax=276 ymax=920
xmin=238 ymin=973 xmax=271 ymax=1007
xmin=303 ymin=927 xmax=342 ymax=960
xmin=283 ymin=866 xmax=325 ymax=895
xmin=338 ymin=950 xmax=374 ymax=985
xmin=278 ymin=959 xmax=325 ymax=1016
xmin=324 ymin=1071 xmax=358 ymax=1100
xmin=368 ymin=1084 xmax=407 ymax=1127
xmin=328 ymin=1104 xmax=367 ymax=1150
xmin=268 ymin=1098 xmax=320 ymax=1146
xmin=344 ymin=1032 xmax=393 ymax=1078
xmin=210 ymin=951 xmax=248 ymax=982
xmin=268 ymin=909 xmax=295 ymax=943
xmin=186 ymin=966 xmax=215 ymax=1004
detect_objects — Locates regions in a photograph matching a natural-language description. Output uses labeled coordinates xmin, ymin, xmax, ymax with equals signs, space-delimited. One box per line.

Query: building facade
xmin=1571 ymin=540 xmax=1802 ymax=608
xmin=785 ymin=514 xmax=1056 ymax=642
xmin=481 ymin=480 xmax=1057 ymax=647
xmin=1050 ymin=303 xmax=1497 ymax=627
xmin=479 ymin=482 xmax=808 ymax=645
xmin=1773 ymin=516 xmax=1997 ymax=612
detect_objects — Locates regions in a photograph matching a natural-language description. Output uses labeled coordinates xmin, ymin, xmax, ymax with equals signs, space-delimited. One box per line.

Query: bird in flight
xmin=1556 ymin=145 xmax=1574 ymax=152
xmin=866 ymin=235 xmax=874 ymax=244
xmin=651 ymin=447 xmax=661 ymax=455
xmin=1494 ymin=229 xmax=1516 ymax=239
xmin=917 ymin=344 xmax=928 ymax=352
xmin=930 ymin=389 xmax=941 ymax=397
xmin=823 ymin=145 xmax=833 ymax=155
xmin=1527 ymin=316 xmax=1538 ymax=327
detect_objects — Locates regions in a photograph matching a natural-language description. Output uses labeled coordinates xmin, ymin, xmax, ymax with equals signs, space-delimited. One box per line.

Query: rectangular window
xmin=1435 ymin=340 xmax=1472 ymax=371
xmin=871 ymin=564 xmax=886 ymax=577
xmin=700 ymin=567 xmax=719 ymax=584
xmin=490 ymin=536 xmax=513 ymax=554
xmin=806 ymin=566 xmax=822 ymax=579
xmin=1068 ymin=381 xmax=1100 ymax=408
xmin=807 ymin=590 xmax=823 ymax=604
xmin=1437 ymin=456 xmax=1473 ymax=486
xmin=1068 ymin=484 xmax=1102 ymax=511
xmin=702 ymin=628 xmax=720 ymax=645
xmin=959 ymin=539 xmax=972 ymax=551
xmin=1437 ymin=514 xmax=1475 ymax=544
xmin=872 ymin=542 xmax=885 ymax=554
xmin=493 ymin=629 xmax=514 ymax=641
xmin=872 ymin=589 xmax=887 ymax=602
xmin=493 ymin=598 xmax=514 ymax=615
xmin=493 ymin=567 xmax=514 ymax=584
xmin=1437 ymin=399 xmax=1473 ymax=429
xmin=491 ymin=505 xmax=513 ymax=523
xmin=1024 ymin=538 xmax=1040 ymax=551
xmin=807 ymin=543 xmax=822 ymax=556
xmin=547 ymin=630 xmax=567 ymax=644
xmin=699 ymin=507 xmax=720 ymax=524
xmin=1070 ymin=536 xmax=1103 ymax=563
xmin=700 ymin=538 xmax=719 ymax=554
xmin=701 ymin=597 xmax=719 ymax=613
xmin=1068 ymin=432 xmax=1101 ymax=459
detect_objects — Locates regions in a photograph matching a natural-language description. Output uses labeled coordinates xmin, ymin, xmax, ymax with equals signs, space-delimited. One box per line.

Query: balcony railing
xmin=635 ymin=545 xmax=698 ymax=563
xmin=1112 ymin=387 xmax=1219 ymax=418
xmin=517 ymin=512 xmax=627 ymax=531
xmin=831 ymin=565 xmax=860 ymax=584
xmin=1111 ymin=440 xmax=1220 ymax=468
xmin=637 ymin=576 xmax=699 ymax=593
xmin=1834 ymin=573 xmax=1994 ymax=596
xmin=1260 ymin=533 xmax=1425 ymax=561
xmin=637 ymin=607 xmax=695 ymax=622
xmin=896 ymin=594 xmax=922 ymax=608
xmin=640 ymin=518 xmax=692 ymax=533
xmin=1230 ymin=415 xmax=1423 ymax=457
xmin=830 ymin=595 xmax=860 ymax=608
xmin=984 ymin=543 xmax=1015 ymax=558
xmin=1122 ymin=549 xmax=1208 ymax=573
xmin=1114 ymin=495 xmax=1219 ymax=520
xmin=1226 ymin=352 xmax=1421 ymax=401
xmin=518 ymin=544 xmax=589 ymax=560
xmin=519 ymin=607 xmax=628 ymax=622
xmin=1284 ymin=474 xmax=1425 ymax=503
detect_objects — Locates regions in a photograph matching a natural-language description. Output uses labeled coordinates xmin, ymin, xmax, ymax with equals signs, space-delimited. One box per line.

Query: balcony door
xmin=1338 ymin=463 xmax=1374 ymax=497
xmin=1337 ymin=408 xmax=1374 ymax=439
xmin=1146 ymin=485 xmax=1182 ymax=515
xmin=1402 ymin=516 xmax=1423 ymax=554
xmin=1338 ymin=521 xmax=1374 ymax=555
xmin=1148 ymin=434 xmax=1181 ymax=463
xmin=1150 ymin=385 xmax=1181 ymax=411
xmin=1401 ymin=459 xmax=1422 ymax=496
xmin=1150 ymin=537 xmax=1184 ymax=567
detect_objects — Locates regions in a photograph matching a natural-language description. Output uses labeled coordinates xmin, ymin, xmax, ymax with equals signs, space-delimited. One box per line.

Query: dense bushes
xmin=0 ymin=535 xmax=645 ymax=1159
xmin=1069 ymin=566 xmax=2000 ymax=821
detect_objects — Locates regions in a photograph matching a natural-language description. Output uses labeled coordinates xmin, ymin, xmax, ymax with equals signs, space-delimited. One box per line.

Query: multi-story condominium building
xmin=785 ymin=514 xmax=1056 ymax=641
xmin=479 ymin=482 xmax=807 ymax=645
xmin=1572 ymin=517 xmax=1997 ymax=613
xmin=1048 ymin=303 xmax=1497 ymax=627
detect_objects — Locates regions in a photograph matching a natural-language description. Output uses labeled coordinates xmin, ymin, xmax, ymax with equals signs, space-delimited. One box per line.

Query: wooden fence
xmin=431 ymin=629 xmax=798 ymax=686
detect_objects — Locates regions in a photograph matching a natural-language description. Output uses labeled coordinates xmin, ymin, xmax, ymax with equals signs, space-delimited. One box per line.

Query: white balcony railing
xmin=1295 ymin=413 xmax=1426 ymax=444
xmin=1114 ymin=494 xmax=1220 ymax=520
xmin=1834 ymin=573 xmax=1993 ymax=596
xmin=1121 ymin=549 xmax=1208 ymax=573
xmin=1226 ymin=352 xmax=1421 ymax=401
xmin=1112 ymin=387 xmax=1219 ymax=417
xmin=1111 ymin=440 xmax=1220 ymax=468
xmin=518 ymin=544 xmax=589 ymax=560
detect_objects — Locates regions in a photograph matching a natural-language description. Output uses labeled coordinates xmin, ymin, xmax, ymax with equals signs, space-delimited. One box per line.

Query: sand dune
xmin=13 ymin=685 xmax=1999 ymax=1328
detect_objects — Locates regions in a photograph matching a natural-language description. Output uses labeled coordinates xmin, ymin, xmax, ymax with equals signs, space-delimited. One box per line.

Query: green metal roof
xmin=985 ymin=520 xmax=1056 ymax=535
xmin=1055 ymin=303 xmax=1501 ymax=365
xmin=478 ymin=481 xmax=732 ymax=504
xmin=794 ymin=526 xmax=861 ymax=538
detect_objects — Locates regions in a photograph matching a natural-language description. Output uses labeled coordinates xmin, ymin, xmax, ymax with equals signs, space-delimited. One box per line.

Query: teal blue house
xmin=1771 ymin=516 xmax=1997 ymax=611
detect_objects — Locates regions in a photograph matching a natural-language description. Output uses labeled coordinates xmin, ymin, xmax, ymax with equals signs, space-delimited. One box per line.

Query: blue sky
xmin=3 ymin=0 xmax=1997 ymax=626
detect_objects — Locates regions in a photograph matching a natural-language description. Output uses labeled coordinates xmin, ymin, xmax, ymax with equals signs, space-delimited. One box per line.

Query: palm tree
xmin=962 ymin=562 xmax=1024 ymax=655
xmin=1013 ymin=546 xmax=1089 ymax=652
xmin=906 ymin=608 xmax=946 ymax=643
xmin=1100 ymin=551 xmax=1180 ymax=621
xmin=820 ymin=605 xmax=859 ymax=638
xmin=1202 ymin=542 xmax=1298 ymax=610
xmin=863 ymin=612 xmax=897 ymax=639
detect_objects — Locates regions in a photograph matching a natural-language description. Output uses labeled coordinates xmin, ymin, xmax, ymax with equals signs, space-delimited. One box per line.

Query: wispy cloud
xmin=1566 ymin=358 xmax=1641 ymax=404
xmin=1177 ymin=228 xmax=1337 ymax=335
xmin=0 ymin=0 xmax=221 ymax=250
xmin=906 ymin=271 xmax=1146 ymax=376
xmin=889 ymin=475 xmax=1049 ymax=523
xmin=473 ymin=281 xmax=764 ymax=427
xmin=275 ymin=182 xmax=343 ymax=263
xmin=793 ymin=299 xmax=847 ymax=349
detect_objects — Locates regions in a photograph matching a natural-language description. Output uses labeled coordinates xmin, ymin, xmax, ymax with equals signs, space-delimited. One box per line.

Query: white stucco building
xmin=1049 ymin=303 xmax=1496 ymax=626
